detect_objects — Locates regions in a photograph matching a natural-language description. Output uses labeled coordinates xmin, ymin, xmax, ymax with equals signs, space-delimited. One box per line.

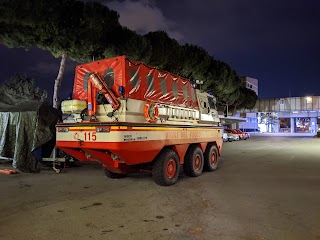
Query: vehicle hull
xmin=56 ymin=122 xmax=223 ymax=174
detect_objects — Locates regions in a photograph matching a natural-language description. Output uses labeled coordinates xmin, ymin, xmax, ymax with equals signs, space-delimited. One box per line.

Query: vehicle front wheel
xmin=152 ymin=149 xmax=180 ymax=186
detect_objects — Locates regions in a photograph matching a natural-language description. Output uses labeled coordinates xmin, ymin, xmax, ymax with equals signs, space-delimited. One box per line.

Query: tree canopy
xmin=0 ymin=73 xmax=47 ymax=104
xmin=0 ymin=0 xmax=257 ymax=112
xmin=0 ymin=0 xmax=150 ymax=107
xmin=143 ymin=31 xmax=257 ymax=111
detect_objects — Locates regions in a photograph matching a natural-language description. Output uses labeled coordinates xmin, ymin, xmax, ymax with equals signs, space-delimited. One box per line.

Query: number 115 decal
xmin=73 ymin=132 xmax=97 ymax=141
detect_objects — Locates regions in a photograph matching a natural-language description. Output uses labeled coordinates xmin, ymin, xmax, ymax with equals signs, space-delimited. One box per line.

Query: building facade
xmin=238 ymin=96 xmax=320 ymax=134
xmin=242 ymin=76 xmax=258 ymax=96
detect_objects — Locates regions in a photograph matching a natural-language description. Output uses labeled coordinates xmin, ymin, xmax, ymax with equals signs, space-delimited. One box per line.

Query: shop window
xmin=160 ymin=77 xmax=167 ymax=95
xmin=295 ymin=117 xmax=310 ymax=133
xmin=279 ymin=118 xmax=291 ymax=132
xmin=104 ymin=68 xmax=114 ymax=89
xmin=172 ymin=81 xmax=178 ymax=98
xmin=240 ymin=113 xmax=246 ymax=118
xmin=247 ymin=117 xmax=255 ymax=123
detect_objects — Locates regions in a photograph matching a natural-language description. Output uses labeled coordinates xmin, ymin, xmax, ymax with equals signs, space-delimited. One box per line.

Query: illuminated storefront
xmin=238 ymin=96 xmax=320 ymax=134
xmin=295 ymin=117 xmax=311 ymax=133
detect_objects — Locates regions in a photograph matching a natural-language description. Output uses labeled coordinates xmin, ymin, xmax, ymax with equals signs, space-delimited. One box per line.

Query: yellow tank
xmin=61 ymin=100 xmax=87 ymax=114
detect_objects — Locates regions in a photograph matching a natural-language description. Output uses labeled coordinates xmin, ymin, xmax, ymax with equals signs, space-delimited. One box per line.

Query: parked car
xmin=224 ymin=129 xmax=240 ymax=141
xmin=233 ymin=129 xmax=249 ymax=140
xmin=223 ymin=133 xmax=229 ymax=142
xmin=226 ymin=128 xmax=247 ymax=140
xmin=228 ymin=133 xmax=239 ymax=141
xmin=239 ymin=130 xmax=250 ymax=138
xmin=223 ymin=132 xmax=238 ymax=142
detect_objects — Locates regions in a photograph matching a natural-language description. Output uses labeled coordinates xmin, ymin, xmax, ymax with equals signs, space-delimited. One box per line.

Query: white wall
xmin=242 ymin=76 xmax=258 ymax=96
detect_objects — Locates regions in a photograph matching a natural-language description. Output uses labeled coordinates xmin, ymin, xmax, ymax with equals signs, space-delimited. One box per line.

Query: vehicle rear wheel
xmin=183 ymin=146 xmax=204 ymax=177
xmin=152 ymin=149 xmax=180 ymax=186
xmin=204 ymin=144 xmax=219 ymax=172
xmin=104 ymin=168 xmax=127 ymax=178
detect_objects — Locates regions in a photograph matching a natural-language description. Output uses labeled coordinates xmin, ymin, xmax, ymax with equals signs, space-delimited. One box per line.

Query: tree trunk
xmin=233 ymin=105 xmax=237 ymax=116
xmin=53 ymin=52 xmax=67 ymax=109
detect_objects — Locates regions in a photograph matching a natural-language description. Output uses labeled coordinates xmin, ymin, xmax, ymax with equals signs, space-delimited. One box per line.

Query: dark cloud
xmin=106 ymin=0 xmax=183 ymax=40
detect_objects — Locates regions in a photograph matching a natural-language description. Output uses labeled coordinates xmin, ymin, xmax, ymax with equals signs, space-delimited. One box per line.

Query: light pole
xmin=219 ymin=100 xmax=228 ymax=117
xmin=224 ymin=103 xmax=229 ymax=117
xmin=305 ymin=96 xmax=313 ymax=133
xmin=196 ymin=80 xmax=203 ymax=91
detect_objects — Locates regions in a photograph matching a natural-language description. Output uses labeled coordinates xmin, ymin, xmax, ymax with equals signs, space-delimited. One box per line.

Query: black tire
xmin=183 ymin=146 xmax=204 ymax=177
xmin=104 ymin=168 xmax=127 ymax=178
xmin=152 ymin=149 xmax=180 ymax=186
xmin=204 ymin=144 xmax=219 ymax=172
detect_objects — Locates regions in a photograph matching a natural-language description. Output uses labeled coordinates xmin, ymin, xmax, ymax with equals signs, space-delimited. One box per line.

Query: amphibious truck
xmin=56 ymin=56 xmax=223 ymax=186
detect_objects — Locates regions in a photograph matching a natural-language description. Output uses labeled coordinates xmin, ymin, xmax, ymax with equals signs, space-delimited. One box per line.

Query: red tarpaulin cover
xmin=73 ymin=56 xmax=199 ymax=109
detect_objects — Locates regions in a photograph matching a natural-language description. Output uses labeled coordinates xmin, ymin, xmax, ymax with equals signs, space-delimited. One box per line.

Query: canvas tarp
xmin=72 ymin=55 xmax=199 ymax=109
xmin=0 ymin=101 xmax=59 ymax=172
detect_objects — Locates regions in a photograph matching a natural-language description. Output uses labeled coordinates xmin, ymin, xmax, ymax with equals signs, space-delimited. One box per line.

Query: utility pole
xmin=224 ymin=104 xmax=228 ymax=117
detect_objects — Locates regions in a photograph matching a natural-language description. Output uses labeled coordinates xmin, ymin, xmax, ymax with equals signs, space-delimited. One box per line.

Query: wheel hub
xmin=194 ymin=154 xmax=202 ymax=171
xmin=211 ymin=152 xmax=217 ymax=165
xmin=166 ymin=159 xmax=176 ymax=179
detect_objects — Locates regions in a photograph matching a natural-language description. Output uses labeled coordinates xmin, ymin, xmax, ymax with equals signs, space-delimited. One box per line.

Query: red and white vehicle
xmin=235 ymin=129 xmax=250 ymax=139
xmin=225 ymin=128 xmax=247 ymax=140
xmin=56 ymin=56 xmax=223 ymax=186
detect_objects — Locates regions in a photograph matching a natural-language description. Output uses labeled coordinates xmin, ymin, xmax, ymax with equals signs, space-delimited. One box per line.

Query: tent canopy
xmin=0 ymin=101 xmax=59 ymax=172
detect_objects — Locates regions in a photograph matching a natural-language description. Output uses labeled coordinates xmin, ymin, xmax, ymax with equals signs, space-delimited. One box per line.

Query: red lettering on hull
xmin=165 ymin=131 xmax=179 ymax=139
xmin=189 ymin=131 xmax=201 ymax=138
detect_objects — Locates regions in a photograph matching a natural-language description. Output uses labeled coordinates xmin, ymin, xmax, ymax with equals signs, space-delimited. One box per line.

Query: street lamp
xmin=305 ymin=96 xmax=312 ymax=111
xmin=306 ymin=96 xmax=312 ymax=103
xmin=196 ymin=80 xmax=203 ymax=91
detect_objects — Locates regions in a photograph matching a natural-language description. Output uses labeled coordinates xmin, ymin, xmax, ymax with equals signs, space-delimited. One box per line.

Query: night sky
xmin=1 ymin=0 xmax=320 ymax=101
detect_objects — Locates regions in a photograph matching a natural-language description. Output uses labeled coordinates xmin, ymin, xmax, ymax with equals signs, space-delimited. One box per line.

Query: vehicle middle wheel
xmin=183 ymin=146 xmax=204 ymax=177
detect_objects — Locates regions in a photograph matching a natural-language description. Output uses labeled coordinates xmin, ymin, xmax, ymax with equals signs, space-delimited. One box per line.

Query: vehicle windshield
xmin=207 ymin=96 xmax=216 ymax=110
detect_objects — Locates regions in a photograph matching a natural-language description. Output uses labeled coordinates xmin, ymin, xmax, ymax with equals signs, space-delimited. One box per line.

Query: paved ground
xmin=0 ymin=136 xmax=320 ymax=240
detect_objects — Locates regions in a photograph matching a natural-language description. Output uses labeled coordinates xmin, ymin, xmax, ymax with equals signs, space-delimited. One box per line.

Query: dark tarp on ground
xmin=0 ymin=101 xmax=59 ymax=172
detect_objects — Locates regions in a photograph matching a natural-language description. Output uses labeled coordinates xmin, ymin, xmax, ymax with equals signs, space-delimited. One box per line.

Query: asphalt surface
xmin=0 ymin=136 xmax=320 ymax=240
